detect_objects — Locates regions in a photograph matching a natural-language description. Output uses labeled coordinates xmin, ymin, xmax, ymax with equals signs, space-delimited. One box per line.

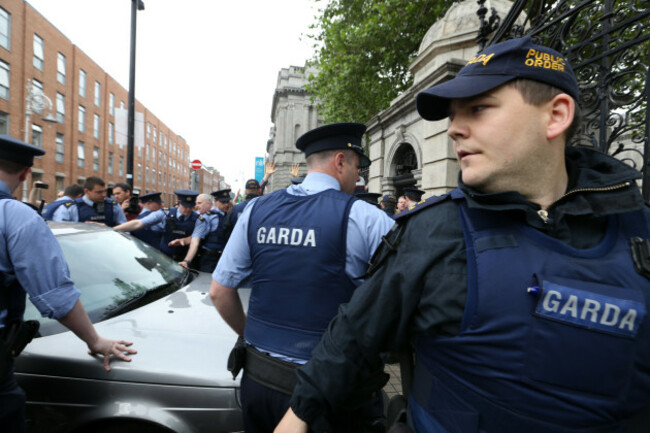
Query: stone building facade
xmin=266 ymin=65 xmax=321 ymax=192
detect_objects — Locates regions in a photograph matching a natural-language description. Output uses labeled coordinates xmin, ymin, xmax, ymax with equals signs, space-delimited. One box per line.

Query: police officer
xmin=379 ymin=194 xmax=397 ymax=216
xmin=275 ymin=37 xmax=650 ymax=433
xmin=0 ymin=135 xmax=136 ymax=432
xmin=210 ymin=122 xmax=395 ymax=432
xmin=51 ymin=176 xmax=127 ymax=227
xmin=175 ymin=189 xmax=231 ymax=272
xmin=129 ymin=192 xmax=165 ymax=248
xmin=41 ymin=183 xmax=83 ymax=221
xmin=224 ymin=182 xmax=260 ymax=242
xmin=402 ymin=187 xmax=424 ymax=208
xmin=114 ymin=190 xmax=199 ymax=261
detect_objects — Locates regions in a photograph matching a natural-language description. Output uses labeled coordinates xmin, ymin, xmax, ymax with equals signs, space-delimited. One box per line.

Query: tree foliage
xmin=306 ymin=0 xmax=453 ymax=123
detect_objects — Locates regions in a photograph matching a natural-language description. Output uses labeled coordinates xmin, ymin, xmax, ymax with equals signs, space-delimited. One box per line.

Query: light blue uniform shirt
xmin=52 ymin=195 xmax=127 ymax=224
xmin=192 ymin=209 xmax=225 ymax=239
xmin=139 ymin=208 xmax=201 ymax=236
xmin=0 ymin=180 xmax=80 ymax=326
xmin=213 ymin=172 xmax=395 ymax=289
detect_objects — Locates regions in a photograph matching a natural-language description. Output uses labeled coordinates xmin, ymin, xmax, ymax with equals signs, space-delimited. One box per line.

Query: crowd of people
xmin=2 ymin=35 xmax=650 ymax=433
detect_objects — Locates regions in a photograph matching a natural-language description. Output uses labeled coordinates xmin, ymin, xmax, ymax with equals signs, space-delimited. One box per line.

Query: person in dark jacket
xmin=275 ymin=36 xmax=650 ymax=433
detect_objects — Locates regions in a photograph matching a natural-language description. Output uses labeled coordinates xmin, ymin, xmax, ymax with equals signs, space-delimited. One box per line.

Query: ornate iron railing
xmin=480 ymin=0 xmax=650 ymax=199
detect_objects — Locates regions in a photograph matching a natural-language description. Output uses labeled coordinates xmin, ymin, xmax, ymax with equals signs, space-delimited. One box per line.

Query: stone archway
xmin=388 ymin=142 xmax=418 ymax=197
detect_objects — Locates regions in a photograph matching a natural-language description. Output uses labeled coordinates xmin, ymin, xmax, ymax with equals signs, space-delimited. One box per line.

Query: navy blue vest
xmin=75 ymin=197 xmax=117 ymax=227
xmin=411 ymin=189 xmax=650 ymax=433
xmin=131 ymin=209 xmax=163 ymax=248
xmin=42 ymin=199 xmax=74 ymax=221
xmin=245 ymin=189 xmax=357 ymax=360
xmin=160 ymin=208 xmax=198 ymax=257
xmin=203 ymin=211 xmax=227 ymax=251
xmin=0 ymin=191 xmax=26 ymax=325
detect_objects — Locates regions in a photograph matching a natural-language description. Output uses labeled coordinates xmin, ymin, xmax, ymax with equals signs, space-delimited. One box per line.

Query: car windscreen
xmin=23 ymin=229 xmax=188 ymax=336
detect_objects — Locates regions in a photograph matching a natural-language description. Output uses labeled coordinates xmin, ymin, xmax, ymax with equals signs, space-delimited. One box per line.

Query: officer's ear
xmin=333 ymin=151 xmax=347 ymax=172
xmin=546 ymin=93 xmax=574 ymax=141
xmin=18 ymin=167 xmax=31 ymax=182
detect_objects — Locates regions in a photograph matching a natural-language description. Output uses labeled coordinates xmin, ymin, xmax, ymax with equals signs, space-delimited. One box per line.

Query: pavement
xmin=383 ymin=363 xmax=403 ymax=399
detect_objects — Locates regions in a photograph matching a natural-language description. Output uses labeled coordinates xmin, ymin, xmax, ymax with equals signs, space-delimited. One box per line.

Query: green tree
xmin=306 ymin=0 xmax=453 ymax=123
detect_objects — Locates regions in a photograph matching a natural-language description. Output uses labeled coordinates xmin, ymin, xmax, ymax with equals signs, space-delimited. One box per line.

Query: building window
xmin=78 ymin=106 xmax=85 ymax=132
xmin=93 ymin=113 xmax=100 ymax=139
xmin=56 ymin=93 xmax=65 ymax=123
xmin=152 ymin=149 xmax=156 ymax=163
xmin=77 ymin=141 xmax=85 ymax=168
xmin=138 ymin=163 xmax=142 ymax=182
xmin=153 ymin=126 xmax=157 ymax=143
xmin=79 ymin=70 xmax=86 ymax=97
xmin=119 ymin=156 xmax=124 ymax=177
xmin=57 ymin=53 xmax=66 ymax=84
xmin=55 ymin=133 xmax=64 ymax=163
xmin=93 ymin=146 xmax=100 ymax=171
xmin=32 ymin=80 xmax=44 ymax=115
xmin=0 ymin=111 xmax=8 ymax=134
xmin=138 ymin=145 xmax=142 ymax=159
xmin=0 ymin=7 xmax=10 ymax=50
xmin=33 ymin=34 xmax=44 ymax=71
xmin=147 ymin=122 xmax=151 ymax=139
xmin=0 ymin=60 xmax=8 ymax=100
xmin=55 ymin=176 xmax=64 ymax=193
xmin=108 ymin=152 xmax=114 ymax=175
xmin=31 ymin=124 xmax=42 ymax=148
xmin=152 ymin=169 xmax=156 ymax=184
xmin=94 ymin=81 xmax=100 ymax=106
xmin=108 ymin=122 xmax=114 ymax=145
xmin=109 ymin=93 xmax=115 ymax=116
xmin=145 ymin=167 xmax=149 ymax=183
xmin=158 ymin=171 xmax=161 ymax=184
xmin=146 ymin=144 xmax=150 ymax=160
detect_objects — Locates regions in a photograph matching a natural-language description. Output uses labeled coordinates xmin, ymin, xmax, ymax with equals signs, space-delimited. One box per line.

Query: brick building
xmin=0 ymin=0 xmax=193 ymax=206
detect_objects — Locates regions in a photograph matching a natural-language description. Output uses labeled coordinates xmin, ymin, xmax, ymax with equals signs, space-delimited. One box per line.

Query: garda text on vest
xmin=256 ymin=226 xmax=317 ymax=247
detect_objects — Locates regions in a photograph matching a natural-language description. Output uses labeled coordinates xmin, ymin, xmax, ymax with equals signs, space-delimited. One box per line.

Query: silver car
xmin=16 ymin=222 xmax=245 ymax=433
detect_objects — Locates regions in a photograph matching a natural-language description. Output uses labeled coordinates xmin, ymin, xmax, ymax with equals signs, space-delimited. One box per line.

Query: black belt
xmin=201 ymin=248 xmax=222 ymax=258
xmin=244 ymin=345 xmax=298 ymax=395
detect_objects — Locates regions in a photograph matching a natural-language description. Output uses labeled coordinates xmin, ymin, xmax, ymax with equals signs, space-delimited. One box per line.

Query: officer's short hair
xmin=0 ymin=158 xmax=28 ymax=175
xmin=306 ymin=148 xmax=358 ymax=168
xmin=506 ymin=78 xmax=582 ymax=142
xmin=63 ymin=184 xmax=84 ymax=198
xmin=84 ymin=176 xmax=105 ymax=190
xmin=114 ymin=182 xmax=132 ymax=193
xmin=197 ymin=193 xmax=213 ymax=204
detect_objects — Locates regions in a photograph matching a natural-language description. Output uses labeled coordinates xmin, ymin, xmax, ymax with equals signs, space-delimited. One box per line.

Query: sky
xmin=26 ymin=0 xmax=320 ymax=190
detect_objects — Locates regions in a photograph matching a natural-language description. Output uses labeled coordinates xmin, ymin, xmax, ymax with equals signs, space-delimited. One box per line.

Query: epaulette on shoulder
xmin=64 ymin=201 xmax=73 ymax=207
xmin=109 ymin=199 xmax=117 ymax=205
xmin=394 ymin=193 xmax=452 ymax=221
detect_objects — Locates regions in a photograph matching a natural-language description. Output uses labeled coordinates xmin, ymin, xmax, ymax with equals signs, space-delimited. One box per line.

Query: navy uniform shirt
xmin=192 ymin=209 xmax=225 ymax=240
xmin=0 ymin=180 xmax=80 ymax=326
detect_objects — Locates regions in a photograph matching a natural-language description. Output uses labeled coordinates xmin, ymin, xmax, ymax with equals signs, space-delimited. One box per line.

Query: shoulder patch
xmin=198 ymin=215 xmax=205 ymax=221
xmin=64 ymin=202 xmax=73 ymax=207
xmin=395 ymin=193 xmax=451 ymax=220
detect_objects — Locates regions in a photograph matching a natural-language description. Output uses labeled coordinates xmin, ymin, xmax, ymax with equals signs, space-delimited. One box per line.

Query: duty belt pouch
xmin=227 ymin=335 xmax=246 ymax=380
xmin=0 ymin=320 xmax=40 ymax=379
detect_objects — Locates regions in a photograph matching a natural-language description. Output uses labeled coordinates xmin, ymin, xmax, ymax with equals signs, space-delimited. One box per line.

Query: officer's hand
xmin=168 ymin=238 xmax=186 ymax=247
xmin=88 ymin=337 xmax=137 ymax=372
xmin=274 ymin=408 xmax=308 ymax=433
xmin=179 ymin=260 xmax=190 ymax=269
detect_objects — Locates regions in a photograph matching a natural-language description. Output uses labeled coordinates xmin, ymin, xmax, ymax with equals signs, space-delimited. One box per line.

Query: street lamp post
xmin=23 ymin=78 xmax=57 ymax=200
xmin=127 ymin=0 xmax=145 ymax=190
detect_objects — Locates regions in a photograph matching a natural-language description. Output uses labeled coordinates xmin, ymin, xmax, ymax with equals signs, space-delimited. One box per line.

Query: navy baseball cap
xmin=139 ymin=192 xmax=163 ymax=204
xmin=381 ymin=194 xmax=397 ymax=204
xmin=296 ymin=122 xmax=371 ymax=168
xmin=211 ymin=189 xmax=232 ymax=203
xmin=417 ymin=36 xmax=579 ymax=121
xmin=0 ymin=135 xmax=45 ymax=167
xmin=245 ymin=179 xmax=260 ymax=189
xmin=174 ymin=189 xmax=199 ymax=207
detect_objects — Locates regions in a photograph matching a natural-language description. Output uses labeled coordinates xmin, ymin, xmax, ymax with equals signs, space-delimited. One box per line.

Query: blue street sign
xmin=255 ymin=157 xmax=265 ymax=183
